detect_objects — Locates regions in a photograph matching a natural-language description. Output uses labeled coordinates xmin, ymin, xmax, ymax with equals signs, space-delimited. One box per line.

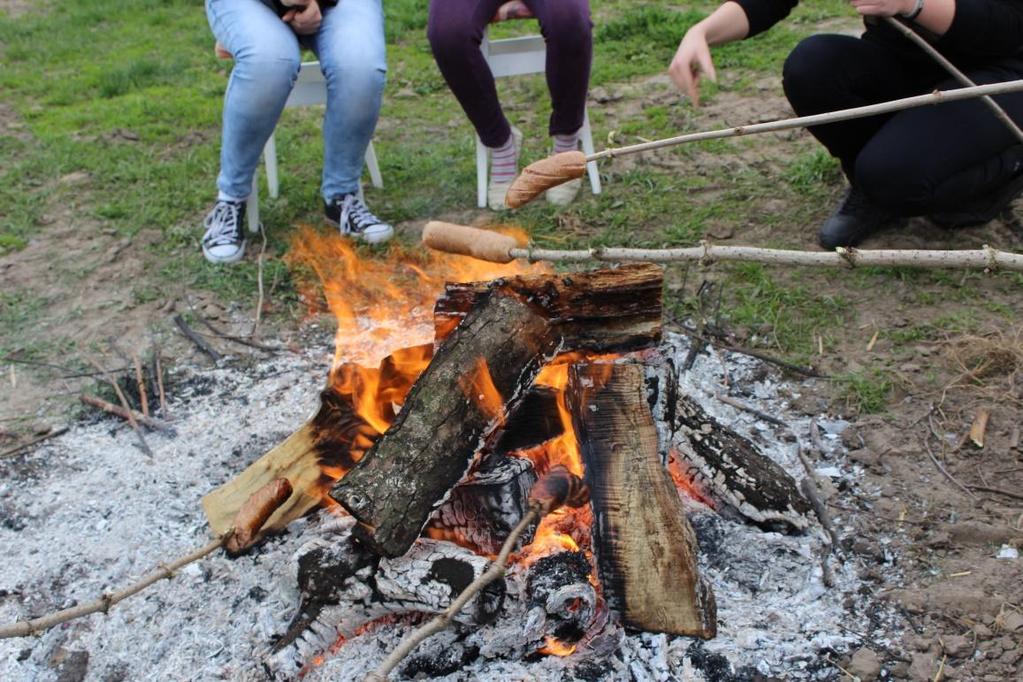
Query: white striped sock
xmin=489 ymin=133 xmax=519 ymax=183
xmin=553 ymin=131 xmax=580 ymax=155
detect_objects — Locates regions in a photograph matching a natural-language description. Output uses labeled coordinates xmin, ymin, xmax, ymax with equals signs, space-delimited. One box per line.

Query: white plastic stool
xmin=476 ymin=29 xmax=601 ymax=208
xmin=246 ymin=61 xmax=383 ymax=232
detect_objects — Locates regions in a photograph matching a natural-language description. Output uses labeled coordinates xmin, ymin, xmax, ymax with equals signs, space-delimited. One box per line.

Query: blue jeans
xmin=205 ymin=0 xmax=386 ymax=201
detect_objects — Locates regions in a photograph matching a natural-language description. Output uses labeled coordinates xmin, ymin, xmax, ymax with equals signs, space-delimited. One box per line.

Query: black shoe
xmin=818 ymin=186 xmax=899 ymax=249
xmin=201 ymin=199 xmax=246 ymax=264
xmin=928 ymin=170 xmax=1023 ymax=229
xmin=324 ymin=193 xmax=394 ymax=244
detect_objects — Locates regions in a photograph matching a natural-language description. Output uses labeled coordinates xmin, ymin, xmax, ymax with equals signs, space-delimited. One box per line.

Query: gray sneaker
xmin=201 ymin=199 xmax=246 ymax=264
xmin=324 ymin=193 xmax=394 ymax=244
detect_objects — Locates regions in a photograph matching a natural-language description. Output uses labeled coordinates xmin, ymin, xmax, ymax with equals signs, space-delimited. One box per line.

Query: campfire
xmin=197 ymin=230 xmax=817 ymax=679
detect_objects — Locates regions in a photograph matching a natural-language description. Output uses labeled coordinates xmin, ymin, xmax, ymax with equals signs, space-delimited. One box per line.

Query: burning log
xmin=266 ymin=515 xmax=505 ymax=679
xmin=434 ymin=263 xmax=663 ymax=354
xmin=334 ymin=266 xmax=664 ymax=558
xmin=525 ymin=550 xmax=598 ymax=648
xmin=332 ymin=292 xmax=558 ymax=557
xmin=569 ymin=362 xmax=716 ymax=638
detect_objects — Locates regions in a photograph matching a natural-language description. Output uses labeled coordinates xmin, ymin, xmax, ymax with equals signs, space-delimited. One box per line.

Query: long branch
xmin=588 ymin=80 xmax=1023 ymax=161
xmin=882 ymin=17 xmax=1023 ymax=143
xmin=0 ymin=537 xmax=225 ymax=639
xmin=363 ymin=505 xmax=542 ymax=682
xmin=509 ymin=243 xmax=1023 ymax=272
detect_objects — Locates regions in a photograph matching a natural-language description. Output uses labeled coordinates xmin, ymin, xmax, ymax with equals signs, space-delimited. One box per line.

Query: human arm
xmin=668 ymin=2 xmax=749 ymax=104
xmin=849 ymin=0 xmax=954 ymax=34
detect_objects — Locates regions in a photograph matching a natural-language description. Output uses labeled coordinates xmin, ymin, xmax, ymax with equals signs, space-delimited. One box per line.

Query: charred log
xmin=525 ymin=551 xmax=598 ymax=645
xmin=427 ymin=456 xmax=538 ymax=555
xmin=668 ymin=392 xmax=812 ymax=533
xmin=265 ymin=515 xmax=505 ymax=679
xmin=569 ymin=362 xmax=716 ymax=639
xmin=434 ymin=263 xmax=663 ymax=353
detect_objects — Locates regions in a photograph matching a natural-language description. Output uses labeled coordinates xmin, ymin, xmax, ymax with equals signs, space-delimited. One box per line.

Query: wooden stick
xmin=78 ymin=395 xmax=174 ymax=433
xmin=87 ymin=357 xmax=153 ymax=457
xmin=155 ymin=351 xmax=168 ymax=415
xmin=0 ymin=537 xmax=225 ymax=639
xmin=883 ymin=17 xmax=1023 ymax=143
xmin=714 ymin=391 xmax=788 ymax=427
xmin=0 ymin=426 xmax=69 ymax=459
xmin=252 ymin=224 xmax=268 ymax=339
xmin=132 ymin=353 xmax=149 ymax=418
xmin=173 ymin=314 xmax=223 ymax=363
xmin=587 ymin=80 xmax=1023 ymax=162
xmin=924 ymin=415 xmax=978 ymax=500
xmin=423 ymin=225 xmax=1023 ymax=272
xmin=364 ymin=505 xmax=542 ymax=682
xmin=190 ymin=309 xmax=282 ymax=353
xmin=966 ymin=484 xmax=1023 ymax=502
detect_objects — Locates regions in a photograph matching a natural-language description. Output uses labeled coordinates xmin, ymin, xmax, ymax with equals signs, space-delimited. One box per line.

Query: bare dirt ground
xmin=2 ymin=33 xmax=1022 ymax=682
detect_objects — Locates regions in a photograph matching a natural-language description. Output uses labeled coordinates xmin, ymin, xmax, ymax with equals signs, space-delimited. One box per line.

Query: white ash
xmin=1 ymin=331 xmax=894 ymax=681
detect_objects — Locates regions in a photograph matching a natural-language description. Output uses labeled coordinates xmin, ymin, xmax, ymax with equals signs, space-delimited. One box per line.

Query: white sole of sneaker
xmin=202 ymin=242 xmax=247 ymax=264
xmin=325 ymin=216 xmax=394 ymax=244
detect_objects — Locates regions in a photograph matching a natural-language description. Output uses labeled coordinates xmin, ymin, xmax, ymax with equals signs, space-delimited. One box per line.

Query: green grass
xmin=836 ymin=369 xmax=894 ymax=414
xmin=1 ymin=0 xmax=1016 ymax=423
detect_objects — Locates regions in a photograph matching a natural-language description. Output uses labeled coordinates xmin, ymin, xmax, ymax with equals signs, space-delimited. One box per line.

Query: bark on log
xmin=331 ymin=292 xmax=559 ymax=557
xmin=266 ymin=515 xmax=505 ymax=679
xmin=434 ymin=263 xmax=663 ymax=353
xmin=569 ymin=362 xmax=716 ymax=638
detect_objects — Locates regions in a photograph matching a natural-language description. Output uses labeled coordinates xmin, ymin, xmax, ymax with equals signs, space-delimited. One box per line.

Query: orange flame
xmin=459 ymin=357 xmax=506 ymax=427
xmin=285 ymin=226 xmax=546 ymax=370
xmin=538 ymin=636 xmax=577 ymax=657
xmin=666 ymin=449 xmax=716 ymax=508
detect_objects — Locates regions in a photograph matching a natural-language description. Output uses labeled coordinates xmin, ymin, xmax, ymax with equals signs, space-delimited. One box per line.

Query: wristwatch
xmin=900 ymin=0 xmax=925 ymax=21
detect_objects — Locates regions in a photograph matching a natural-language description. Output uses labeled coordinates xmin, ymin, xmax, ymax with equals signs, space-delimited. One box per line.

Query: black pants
xmin=782 ymin=33 xmax=1023 ymax=216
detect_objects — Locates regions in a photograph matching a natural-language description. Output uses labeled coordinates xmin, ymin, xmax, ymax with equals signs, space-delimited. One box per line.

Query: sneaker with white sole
xmin=487 ymin=127 xmax=523 ymax=211
xmin=324 ymin=193 xmax=394 ymax=244
xmin=201 ymin=199 xmax=247 ymax=264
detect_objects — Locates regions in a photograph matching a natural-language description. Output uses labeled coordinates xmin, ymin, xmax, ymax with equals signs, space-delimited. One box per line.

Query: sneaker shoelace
xmin=337 ymin=194 xmax=382 ymax=234
xmin=203 ymin=201 xmax=242 ymax=246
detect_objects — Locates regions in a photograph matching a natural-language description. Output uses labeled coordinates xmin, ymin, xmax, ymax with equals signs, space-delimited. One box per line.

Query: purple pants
xmin=427 ymin=0 xmax=593 ymax=147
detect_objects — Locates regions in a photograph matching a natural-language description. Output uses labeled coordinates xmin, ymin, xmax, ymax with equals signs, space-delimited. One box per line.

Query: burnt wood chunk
xmin=569 ymin=362 xmax=716 ymax=638
xmin=266 ymin=515 xmax=504 ymax=678
xmin=670 ymin=393 xmax=812 ymax=532
xmin=331 ymin=292 xmax=559 ymax=557
xmin=434 ymin=263 xmax=663 ymax=353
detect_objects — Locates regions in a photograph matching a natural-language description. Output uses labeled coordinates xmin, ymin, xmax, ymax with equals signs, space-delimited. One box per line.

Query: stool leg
xmin=365 ymin=140 xmax=383 ymax=189
xmin=580 ymin=110 xmax=601 ymax=195
xmin=247 ymin=172 xmax=261 ymax=234
xmin=264 ymin=133 xmax=280 ymax=200
xmin=476 ymin=134 xmax=488 ymax=208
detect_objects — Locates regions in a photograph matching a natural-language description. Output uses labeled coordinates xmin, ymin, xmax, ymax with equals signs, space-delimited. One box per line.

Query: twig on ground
xmin=364 ymin=505 xmax=543 ymax=681
xmin=251 ymin=224 xmax=268 ymax=339
xmin=185 ymin=300 xmax=281 ymax=353
xmin=965 ymin=485 xmax=1023 ymax=502
xmin=86 ymin=357 xmax=153 ymax=457
xmin=0 ymin=537 xmax=226 ymax=640
xmin=78 ymin=395 xmax=174 ymax=433
xmin=674 ymin=327 xmax=824 ymax=377
xmin=925 ymin=414 xmax=979 ymax=501
xmin=0 ymin=427 xmax=69 ymax=460
xmin=173 ymin=314 xmax=223 ymax=363
xmin=155 ymin=351 xmax=168 ymax=416
xmin=714 ymin=391 xmax=788 ymax=427
xmin=132 ymin=353 xmax=149 ymax=418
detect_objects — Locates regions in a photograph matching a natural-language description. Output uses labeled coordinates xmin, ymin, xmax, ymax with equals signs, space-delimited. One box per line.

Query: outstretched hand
xmin=282 ymin=0 xmax=321 ymax=35
xmin=668 ymin=27 xmax=717 ymax=106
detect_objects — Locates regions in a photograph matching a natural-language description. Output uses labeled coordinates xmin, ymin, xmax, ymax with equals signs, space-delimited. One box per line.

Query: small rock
xmin=890 ymin=661 xmax=910 ymax=679
xmin=1001 ymin=610 xmax=1023 ymax=632
xmin=973 ymin=623 xmax=993 ymax=638
xmin=58 ymin=171 xmax=90 ymax=185
xmin=944 ymin=522 xmax=1020 ymax=547
xmin=941 ymin=634 xmax=972 ymax=658
xmin=996 ymin=544 xmax=1018 ymax=559
xmin=848 ymin=448 xmax=879 ymax=467
xmin=913 ymin=636 xmax=934 ymax=652
xmin=848 ymin=647 xmax=882 ymax=681
xmin=926 ymin=531 xmax=951 ymax=549
xmin=908 ymin=652 xmax=938 ymax=681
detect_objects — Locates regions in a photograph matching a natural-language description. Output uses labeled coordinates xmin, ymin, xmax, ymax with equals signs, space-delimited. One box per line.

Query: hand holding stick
xmin=505 ymin=79 xmax=1023 ymax=208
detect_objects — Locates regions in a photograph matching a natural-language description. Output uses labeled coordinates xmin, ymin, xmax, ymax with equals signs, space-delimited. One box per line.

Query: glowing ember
xmin=667 ymin=449 xmax=716 ymax=509
xmin=538 ymin=636 xmax=577 ymax=657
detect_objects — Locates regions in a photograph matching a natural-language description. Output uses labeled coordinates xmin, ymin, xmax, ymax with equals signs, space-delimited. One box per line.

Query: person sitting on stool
xmin=202 ymin=0 xmax=393 ymax=264
xmin=428 ymin=0 xmax=594 ymax=210
xmin=668 ymin=0 xmax=1023 ymax=248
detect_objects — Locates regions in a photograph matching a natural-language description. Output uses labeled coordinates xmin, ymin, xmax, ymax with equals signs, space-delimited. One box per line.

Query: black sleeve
xmin=939 ymin=0 xmax=1023 ymax=57
xmin=729 ymin=0 xmax=799 ymax=38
